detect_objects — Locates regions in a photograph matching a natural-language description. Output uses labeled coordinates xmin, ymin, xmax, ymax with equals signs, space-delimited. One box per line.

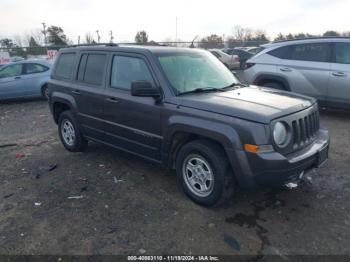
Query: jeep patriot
xmin=48 ymin=44 xmax=330 ymax=206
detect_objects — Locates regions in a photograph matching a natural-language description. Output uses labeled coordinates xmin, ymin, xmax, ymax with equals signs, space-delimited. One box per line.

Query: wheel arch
xmin=253 ymin=74 xmax=291 ymax=91
xmin=51 ymin=94 xmax=77 ymax=124
xmin=163 ymin=119 xmax=242 ymax=171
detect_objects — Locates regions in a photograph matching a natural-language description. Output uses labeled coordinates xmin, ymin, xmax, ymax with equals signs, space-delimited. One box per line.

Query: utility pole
xmin=175 ymin=16 xmax=178 ymax=47
xmin=78 ymin=35 xmax=80 ymax=45
xmin=42 ymin=22 xmax=47 ymax=46
xmin=110 ymin=30 xmax=114 ymax=43
xmin=96 ymin=30 xmax=101 ymax=43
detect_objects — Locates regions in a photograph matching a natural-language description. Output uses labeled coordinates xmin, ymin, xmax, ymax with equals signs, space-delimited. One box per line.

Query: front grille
xmin=272 ymin=105 xmax=320 ymax=154
xmin=291 ymin=110 xmax=320 ymax=150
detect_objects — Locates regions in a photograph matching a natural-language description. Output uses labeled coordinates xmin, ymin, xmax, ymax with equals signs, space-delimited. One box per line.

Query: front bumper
xmin=226 ymin=128 xmax=330 ymax=189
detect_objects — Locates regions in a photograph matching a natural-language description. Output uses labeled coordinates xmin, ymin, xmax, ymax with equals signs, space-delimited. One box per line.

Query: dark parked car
xmin=48 ymin=45 xmax=329 ymax=206
xmin=222 ymin=48 xmax=254 ymax=69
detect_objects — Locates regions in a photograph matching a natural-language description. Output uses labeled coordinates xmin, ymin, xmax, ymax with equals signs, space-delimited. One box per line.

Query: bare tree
xmin=25 ymin=29 xmax=44 ymax=46
xmin=85 ymin=32 xmax=95 ymax=44
xmin=233 ymin=25 xmax=252 ymax=41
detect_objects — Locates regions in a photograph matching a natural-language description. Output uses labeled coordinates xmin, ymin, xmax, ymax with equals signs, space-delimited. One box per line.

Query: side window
xmin=211 ymin=51 xmax=221 ymax=58
xmin=77 ymin=54 xmax=106 ymax=86
xmin=110 ymin=56 xmax=154 ymax=90
xmin=54 ymin=53 xmax=75 ymax=79
xmin=268 ymin=46 xmax=291 ymax=59
xmin=289 ymin=43 xmax=331 ymax=62
xmin=25 ymin=63 xmax=48 ymax=74
xmin=335 ymin=43 xmax=350 ymax=64
xmin=0 ymin=64 xmax=23 ymax=78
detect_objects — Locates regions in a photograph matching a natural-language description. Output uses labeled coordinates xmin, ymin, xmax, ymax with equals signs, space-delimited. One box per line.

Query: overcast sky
xmin=1 ymin=0 xmax=349 ymax=43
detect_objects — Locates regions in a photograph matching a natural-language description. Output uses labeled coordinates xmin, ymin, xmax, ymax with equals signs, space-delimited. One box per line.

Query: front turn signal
xmin=244 ymin=144 xmax=274 ymax=154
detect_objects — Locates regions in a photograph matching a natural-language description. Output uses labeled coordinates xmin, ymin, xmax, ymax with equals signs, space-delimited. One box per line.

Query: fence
xmin=0 ymin=40 xmax=270 ymax=60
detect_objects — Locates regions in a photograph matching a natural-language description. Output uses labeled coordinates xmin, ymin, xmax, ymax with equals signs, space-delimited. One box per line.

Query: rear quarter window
xmin=54 ymin=53 xmax=76 ymax=79
xmin=268 ymin=46 xmax=291 ymax=59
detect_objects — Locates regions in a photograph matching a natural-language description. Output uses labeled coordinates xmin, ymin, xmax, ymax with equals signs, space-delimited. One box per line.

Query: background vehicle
xmin=222 ymin=48 xmax=254 ymax=69
xmin=0 ymin=59 xmax=51 ymax=100
xmin=49 ymin=45 xmax=329 ymax=206
xmin=208 ymin=49 xmax=240 ymax=69
xmin=244 ymin=37 xmax=350 ymax=109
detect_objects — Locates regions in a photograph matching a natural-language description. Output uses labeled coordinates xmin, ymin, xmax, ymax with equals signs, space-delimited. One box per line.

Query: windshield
xmin=157 ymin=50 xmax=239 ymax=94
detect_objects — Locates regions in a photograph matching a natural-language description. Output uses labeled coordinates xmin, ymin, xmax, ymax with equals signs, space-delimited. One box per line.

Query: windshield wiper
xmin=178 ymin=87 xmax=221 ymax=96
xmin=221 ymin=82 xmax=247 ymax=90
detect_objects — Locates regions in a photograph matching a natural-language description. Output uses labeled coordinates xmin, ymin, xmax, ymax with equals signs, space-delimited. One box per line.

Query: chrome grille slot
xmin=292 ymin=109 xmax=319 ymax=150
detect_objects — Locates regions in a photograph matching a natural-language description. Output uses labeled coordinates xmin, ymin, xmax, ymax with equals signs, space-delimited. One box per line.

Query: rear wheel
xmin=175 ymin=140 xmax=235 ymax=206
xmin=41 ymin=85 xmax=49 ymax=100
xmin=58 ymin=111 xmax=88 ymax=152
xmin=261 ymin=81 xmax=286 ymax=91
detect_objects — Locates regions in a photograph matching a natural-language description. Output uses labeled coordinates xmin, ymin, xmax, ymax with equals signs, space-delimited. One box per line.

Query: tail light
xmin=244 ymin=63 xmax=255 ymax=70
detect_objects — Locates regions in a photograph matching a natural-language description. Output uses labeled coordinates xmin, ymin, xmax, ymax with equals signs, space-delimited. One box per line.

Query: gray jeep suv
xmin=244 ymin=37 xmax=350 ymax=109
xmin=48 ymin=44 xmax=329 ymax=206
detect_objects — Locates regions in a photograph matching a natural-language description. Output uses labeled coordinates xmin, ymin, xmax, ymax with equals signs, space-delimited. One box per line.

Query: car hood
xmin=176 ymin=86 xmax=316 ymax=124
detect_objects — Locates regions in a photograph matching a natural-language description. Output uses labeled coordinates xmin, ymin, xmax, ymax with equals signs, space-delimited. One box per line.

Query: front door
xmin=0 ymin=64 xmax=25 ymax=99
xmin=328 ymin=42 xmax=350 ymax=108
xmin=102 ymin=53 xmax=162 ymax=162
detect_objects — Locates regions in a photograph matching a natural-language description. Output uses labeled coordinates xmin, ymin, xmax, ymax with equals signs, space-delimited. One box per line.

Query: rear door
xmin=328 ymin=42 xmax=350 ymax=108
xmin=0 ymin=63 xmax=25 ymax=99
xmin=22 ymin=63 xmax=50 ymax=96
xmin=102 ymin=52 xmax=162 ymax=161
xmin=71 ymin=52 xmax=109 ymax=139
xmin=273 ymin=43 xmax=331 ymax=103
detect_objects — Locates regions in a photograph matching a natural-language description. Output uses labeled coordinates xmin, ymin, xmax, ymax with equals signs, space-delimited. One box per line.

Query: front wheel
xmin=175 ymin=140 xmax=235 ymax=206
xmin=58 ymin=111 xmax=88 ymax=152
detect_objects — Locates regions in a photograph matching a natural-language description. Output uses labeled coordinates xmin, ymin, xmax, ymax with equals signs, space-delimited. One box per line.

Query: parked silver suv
xmin=244 ymin=38 xmax=350 ymax=108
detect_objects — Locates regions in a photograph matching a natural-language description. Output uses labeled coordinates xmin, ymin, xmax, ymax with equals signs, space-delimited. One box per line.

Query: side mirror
xmin=131 ymin=81 xmax=161 ymax=98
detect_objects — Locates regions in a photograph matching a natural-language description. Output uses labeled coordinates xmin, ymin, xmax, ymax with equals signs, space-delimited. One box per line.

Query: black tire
xmin=261 ymin=81 xmax=286 ymax=91
xmin=41 ymin=84 xmax=49 ymax=100
xmin=175 ymin=140 xmax=235 ymax=206
xmin=58 ymin=111 xmax=88 ymax=152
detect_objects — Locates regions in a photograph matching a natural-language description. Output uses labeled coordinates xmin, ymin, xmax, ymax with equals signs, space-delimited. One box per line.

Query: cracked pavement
xmin=0 ymin=99 xmax=350 ymax=258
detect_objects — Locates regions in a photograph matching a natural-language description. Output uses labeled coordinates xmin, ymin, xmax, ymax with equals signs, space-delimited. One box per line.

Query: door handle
xmin=280 ymin=67 xmax=292 ymax=72
xmin=71 ymin=90 xmax=81 ymax=95
xmin=106 ymin=97 xmax=120 ymax=103
xmin=14 ymin=76 xmax=21 ymax=80
xmin=332 ymin=72 xmax=347 ymax=77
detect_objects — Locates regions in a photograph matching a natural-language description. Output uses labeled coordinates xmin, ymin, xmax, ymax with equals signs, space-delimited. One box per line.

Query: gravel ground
xmin=0 ymin=96 xmax=349 ymax=258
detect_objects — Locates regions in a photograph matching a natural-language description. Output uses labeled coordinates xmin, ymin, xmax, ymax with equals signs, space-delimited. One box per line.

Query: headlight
xmin=273 ymin=122 xmax=288 ymax=146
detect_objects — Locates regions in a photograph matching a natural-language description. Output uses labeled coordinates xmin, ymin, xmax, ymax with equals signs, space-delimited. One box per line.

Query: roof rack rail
xmin=272 ymin=36 xmax=350 ymax=43
xmin=70 ymin=43 xmax=119 ymax=47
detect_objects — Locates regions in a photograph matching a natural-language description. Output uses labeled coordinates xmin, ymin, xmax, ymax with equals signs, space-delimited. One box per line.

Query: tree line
xmin=1 ymin=24 xmax=350 ymax=51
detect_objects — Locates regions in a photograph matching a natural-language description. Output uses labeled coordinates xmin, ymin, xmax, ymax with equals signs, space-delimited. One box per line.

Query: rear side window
xmin=289 ymin=43 xmax=331 ymax=62
xmin=335 ymin=43 xmax=350 ymax=64
xmin=268 ymin=46 xmax=291 ymax=59
xmin=77 ymin=54 xmax=107 ymax=86
xmin=25 ymin=63 xmax=48 ymax=74
xmin=110 ymin=55 xmax=154 ymax=90
xmin=55 ymin=53 xmax=75 ymax=79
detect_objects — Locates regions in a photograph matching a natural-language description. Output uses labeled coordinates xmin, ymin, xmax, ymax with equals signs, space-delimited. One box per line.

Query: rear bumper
xmin=227 ymin=128 xmax=330 ymax=189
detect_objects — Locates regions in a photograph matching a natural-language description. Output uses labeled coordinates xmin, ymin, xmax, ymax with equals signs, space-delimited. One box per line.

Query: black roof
xmin=59 ymin=43 xmax=207 ymax=55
